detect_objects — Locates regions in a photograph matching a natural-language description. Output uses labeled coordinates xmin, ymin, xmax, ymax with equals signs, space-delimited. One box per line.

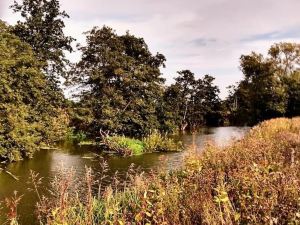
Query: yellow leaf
xmin=135 ymin=213 xmax=142 ymax=222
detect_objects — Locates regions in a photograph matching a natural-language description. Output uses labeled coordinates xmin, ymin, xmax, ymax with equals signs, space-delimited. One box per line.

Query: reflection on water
xmin=0 ymin=126 xmax=249 ymax=224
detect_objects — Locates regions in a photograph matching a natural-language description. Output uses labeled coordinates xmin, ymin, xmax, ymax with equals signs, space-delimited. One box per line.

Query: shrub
xmin=105 ymin=136 xmax=145 ymax=155
xmin=143 ymin=130 xmax=183 ymax=152
xmin=66 ymin=129 xmax=87 ymax=144
xmin=102 ymin=132 xmax=182 ymax=156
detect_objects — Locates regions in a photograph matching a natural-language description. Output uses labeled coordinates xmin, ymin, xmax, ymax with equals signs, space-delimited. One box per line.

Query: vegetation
xmin=0 ymin=0 xmax=73 ymax=162
xmin=226 ymin=43 xmax=300 ymax=125
xmin=99 ymin=131 xmax=182 ymax=155
xmin=142 ymin=130 xmax=183 ymax=153
xmin=0 ymin=21 xmax=68 ymax=162
xmin=11 ymin=0 xmax=74 ymax=90
xmin=1 ymin=0 xmax=300 ymax=224
xmin=68 ymin=26 xmax=166 ymax=137
xmin=102 ymin=136 xmax=145 ymax=155
xmin=67 ymin=27 xmax=223 ymax=137
xmin=162 ymin=70 xmax=223 ymax=131
xmin=65 ymin=129 xmax=87 ymax=144
xmin=1 ymin=0 xmax=299 ymax=163
xmin=3 ymin=117 xmax=299 ymax=224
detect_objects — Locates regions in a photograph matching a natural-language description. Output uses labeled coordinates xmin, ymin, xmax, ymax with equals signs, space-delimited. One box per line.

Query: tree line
xmin=226 ymin=43 xmax=300 ymax=125
xmin=0 ymin=0 xmax=299 ymax=161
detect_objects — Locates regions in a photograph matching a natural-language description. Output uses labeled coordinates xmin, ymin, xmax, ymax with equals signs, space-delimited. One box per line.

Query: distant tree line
xmin=225 ymin=43 xmax=300 ymax=125
xmin=0 ymin=0 xmax=299 ymax=161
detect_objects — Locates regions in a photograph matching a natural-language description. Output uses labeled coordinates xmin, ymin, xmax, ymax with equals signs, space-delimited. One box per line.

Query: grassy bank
xmin=6 ymin=117 xmax=300 ymax=224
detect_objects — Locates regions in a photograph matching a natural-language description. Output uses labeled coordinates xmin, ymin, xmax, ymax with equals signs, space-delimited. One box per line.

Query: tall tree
xmin=174 ymin=70 xmax=196 ymax=130
xmin=269 ymin=43 xmax=300 ymax=117
xmin=164 ymin=70 xmax=222 ymax=131
xmin=0 ymin=21 xmax=68 ymax=162
xmin=69 ymin=26 xmax=166 ymax=136
xmin=268 ymin=42 xmax=300 ymax=77
xmin=193 ymin=75 xmax=222 ymax=126
xmin=11 ymin=0 xmax=74 ymax=96
xmin=226 ymin=42 xmax=300 ymax=125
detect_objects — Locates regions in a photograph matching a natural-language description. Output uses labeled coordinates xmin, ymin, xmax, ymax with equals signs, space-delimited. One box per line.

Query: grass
xmin=105 ymin=136 xmax=145 ymax=155
xmin=4 ymin=117 xmax=300 ymax=224
xmin=102 ymin=131 xmax=183 ymax=156
xmin=143 ymin=130 xmax=183 ymax=153
xmin=65 ymin=129 xmax=87 ymax=144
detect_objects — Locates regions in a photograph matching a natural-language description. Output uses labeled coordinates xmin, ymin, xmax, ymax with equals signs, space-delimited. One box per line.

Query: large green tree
xmin=226 ymin=42 xmax=300 ymax=125
xmin=163 ymin=70 xmax=222 ymax=131
xmin=284 ymin=71 xmax=300 ymax=117
xmin=0 ymin=21 xmax=68 ymax=162
xmin=269 ymin=43 xmax=300 ymax=117
xmin=11 ymin=0 xmax=74 ymax=99
xmin=69 ymin=26 xmax=166 ymax=136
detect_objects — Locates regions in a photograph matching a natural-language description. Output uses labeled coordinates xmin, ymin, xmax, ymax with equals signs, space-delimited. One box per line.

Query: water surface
xmin=0 ymin=126 xmax=249 ymax=224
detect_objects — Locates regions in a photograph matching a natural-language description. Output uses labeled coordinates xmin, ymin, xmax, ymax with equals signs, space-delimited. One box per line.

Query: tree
xmin=268 ymin=42 xmax=300 ymax=77
xmin=0 ymin=21 xmax=68 ymax=162
xmin=164 ymin=70 xmax=222 ymax=131
xmin=173 ymin=70 xmax=196 ymax=130
xmin=284 ymin=71 xmax=300 ymax=117
xmin=69 ymin=26 xmax=166 ymax=136
xmin=11 ymin=0 xmax=74 ymax=96
xmin=194 ymin=75 xmax=222 ymax=126
xmin=269 ymin=43 xmax=300 ymax=118
xmin=226 ymin=42 xmax=300 ymax=125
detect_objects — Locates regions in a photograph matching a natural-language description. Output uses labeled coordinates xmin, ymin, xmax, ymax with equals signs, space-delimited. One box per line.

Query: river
xmin=0 ymin=126 xmax=249 ymax=224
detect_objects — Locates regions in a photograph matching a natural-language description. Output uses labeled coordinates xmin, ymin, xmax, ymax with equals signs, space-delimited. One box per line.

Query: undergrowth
xmin=102 ymin=131 xmax=182 ymax=156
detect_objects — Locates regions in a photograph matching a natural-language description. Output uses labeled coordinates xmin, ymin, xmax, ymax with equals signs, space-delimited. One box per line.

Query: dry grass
xmin=4 ymin=117 xmax=300 ymax=224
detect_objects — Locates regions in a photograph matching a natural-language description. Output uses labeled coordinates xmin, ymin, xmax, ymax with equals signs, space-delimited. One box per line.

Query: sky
xmin=1 ymin=0 xmax=300 ymax=98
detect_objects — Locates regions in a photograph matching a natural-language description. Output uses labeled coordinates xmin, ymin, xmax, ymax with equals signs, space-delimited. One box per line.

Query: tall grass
xmin=5 ymin=117 xmax=300 ymax=224
xmin=143 ymin=130 xmax=183 ymax=153
xmin=102 ymin=131 xmax=182 ymax=156
xmin=104 ymin=135 xmax=145 ymax=155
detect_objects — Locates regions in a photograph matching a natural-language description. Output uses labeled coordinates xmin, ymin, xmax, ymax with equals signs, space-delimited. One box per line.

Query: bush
xmin=102 ymin=132 xmax=182 ymax=156
xmin=66 ymin=129 xmax=87 ymax=144
xmin=105 ymin=136 xmax=145 ymax=155
xmin=143 ymin=130 xmax=183 ymax=152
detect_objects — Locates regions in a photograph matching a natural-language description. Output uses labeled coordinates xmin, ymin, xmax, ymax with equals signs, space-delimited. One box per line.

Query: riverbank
xmin=5 ymin=117 xmax=299 ymax=224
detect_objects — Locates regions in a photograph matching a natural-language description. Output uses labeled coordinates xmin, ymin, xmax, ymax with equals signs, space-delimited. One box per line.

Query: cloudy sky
xmin=1 ymin=0 xmax=300 ymax=98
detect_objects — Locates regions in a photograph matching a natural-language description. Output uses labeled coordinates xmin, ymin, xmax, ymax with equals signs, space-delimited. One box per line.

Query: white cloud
xmin=1 ymin=0 xmax=300 ymax=98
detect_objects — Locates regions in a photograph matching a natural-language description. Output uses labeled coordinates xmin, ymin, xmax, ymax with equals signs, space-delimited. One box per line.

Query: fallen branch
xmin=5 ymin=170 xmax=19 ymax=181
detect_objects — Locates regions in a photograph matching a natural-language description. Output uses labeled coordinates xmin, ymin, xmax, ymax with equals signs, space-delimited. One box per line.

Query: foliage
xmin=284 ymin=71 xmax=300 ymax=117
xmin=0 ymin=21 xmax=69 ymax=162
xmin=65 ymin=129 xmax=87 ymax=144
xmin=143 ymin=130 xmax=183 ymax=153
xmin=102 ymin=132 xmax=182 ymax=156
xmin=66 ymin=26 xmax=223 ymax=136
xmin=226 ymin=42 xmax=300 ymax=125
xmin=11 ymin=0 xmax=74 ymax=90
xmin=163 ymin=70 xmax=222 ymax=131
xmin=69 ymin=26 xmax=166 ymax=137
xmin=104 ymin=136 xmax=145 ymax=155
xmin=24 ymin=117 xmax=300 ymax=224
